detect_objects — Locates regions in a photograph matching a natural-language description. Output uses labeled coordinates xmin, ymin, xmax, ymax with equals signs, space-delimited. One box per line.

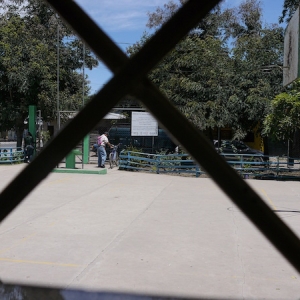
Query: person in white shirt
xmin=97 ymin=132 xmax=112 ymax=168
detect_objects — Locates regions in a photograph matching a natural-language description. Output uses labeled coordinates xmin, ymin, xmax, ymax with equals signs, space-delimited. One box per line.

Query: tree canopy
xmin=280 ymin=0 xmax=299 ymax=23
xmin=0 ymin=0 xmax=98 ymax=146
xmin=127 ymin=0 xmax=284 ymax=140
xmin=263 ymin=79 xmax=300 ymax=157
xmin=263 ymin=80 xmax=300 ymax=141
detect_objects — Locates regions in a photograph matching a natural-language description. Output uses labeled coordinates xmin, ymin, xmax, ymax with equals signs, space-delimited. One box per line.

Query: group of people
xmin=25 ymin=129 xmax=179 ymax=166
xmin=24 ymin=130 xmax=113 ymax=167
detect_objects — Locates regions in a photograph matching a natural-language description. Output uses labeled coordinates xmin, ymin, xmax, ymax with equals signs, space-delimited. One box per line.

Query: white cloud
xmin=76 ymin=0 xmax=172 ymax=32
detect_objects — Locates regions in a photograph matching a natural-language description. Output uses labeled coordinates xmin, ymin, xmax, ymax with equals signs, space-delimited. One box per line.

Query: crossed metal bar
xmin=1 ymin=0 xmax=300 ymax=278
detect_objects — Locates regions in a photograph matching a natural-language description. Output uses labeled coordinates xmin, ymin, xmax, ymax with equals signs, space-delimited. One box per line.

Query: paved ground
xmin=0 ymin=162 xmax=300 ymax=299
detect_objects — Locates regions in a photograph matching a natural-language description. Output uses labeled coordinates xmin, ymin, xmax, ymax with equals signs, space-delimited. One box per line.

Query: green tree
xmin=280 ymin=0 xmax=299 ymax=23
xmin=127 ymin=0 xmax=283 ymax=142
xmin=0 ymin=0 xmax=98 ymax=147
xmin=263 ymin=79 xmax=300 ymax=157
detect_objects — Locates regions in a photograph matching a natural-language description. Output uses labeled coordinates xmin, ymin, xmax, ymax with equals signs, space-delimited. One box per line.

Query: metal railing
xmin=0 ymin=0 xmax=299 ymax=293
xmin=119 ymin=151 xmax=300 ymax=180
xmin=119 ymin=151 xmax=201 ymax=177
xmin=0 ymin=148 xmax=24 ymax=164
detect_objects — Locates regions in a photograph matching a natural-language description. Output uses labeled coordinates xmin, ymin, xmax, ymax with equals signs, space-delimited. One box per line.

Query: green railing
xmin=119 ymin=151 xmax=201 ymax=177
xmin=0 ymin=148 xmax=24 ymax=164
xmin=119 ymin=151 xmax=300 ymax=180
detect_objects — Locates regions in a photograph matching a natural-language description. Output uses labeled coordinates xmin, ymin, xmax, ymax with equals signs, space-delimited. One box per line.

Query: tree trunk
xmin=263 ymin=136 xmax=269 ymax=161
xmin=263 ymin=136 xmax=269 ymax=156
xmin=291 ymin=129 xmax=300 ymax=158
xmin=288 ymin=129 xmax=300 ymax=166
xmin=208 ymin=128 xmax=214 ymax=144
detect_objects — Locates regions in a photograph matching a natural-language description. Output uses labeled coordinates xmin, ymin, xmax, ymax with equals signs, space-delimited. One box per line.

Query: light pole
xmin=81 ymin=42 xmax=90 ymax=165
xmin=57 ymin=15 xmax=60 ymax=131
xmin=37 ymin=110 xmax=43 ymax=149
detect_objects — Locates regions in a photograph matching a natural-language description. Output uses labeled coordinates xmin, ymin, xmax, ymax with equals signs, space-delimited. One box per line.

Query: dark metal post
xmin=29 ymin=105 xmax=37 ymax=155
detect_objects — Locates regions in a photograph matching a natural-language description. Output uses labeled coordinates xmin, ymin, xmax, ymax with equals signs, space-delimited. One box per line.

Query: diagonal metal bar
xmin=137 ymin=81 xmax=300 ymax=273
xmin=0 ymin=0 xmax=300 ymax=278
xmin=48 ymin=0 xmax=222 ymax=75
xmin=40 ymin=0 xmax=300 ymax=274
xmin=41 ymin=0 xmax=300 ymax=274
xmin=0 ymin=0 xmax=221 ymax=226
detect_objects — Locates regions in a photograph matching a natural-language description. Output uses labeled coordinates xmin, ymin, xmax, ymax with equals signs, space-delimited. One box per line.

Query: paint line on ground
xmin=261 ymin=189 xmax=277 ymax=210
xmin=47 ymin=177 xmax=71 ymax=185
xmin=48 ymin=221 xmax=57 ymax=227
xmin=0 ymin=257 xmax=81 ymax=267
xmin=0 ymin=233 xmax=37 ymax=255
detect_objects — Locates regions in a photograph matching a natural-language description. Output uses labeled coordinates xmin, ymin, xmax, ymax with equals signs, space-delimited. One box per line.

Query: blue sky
xmin=75 ymin=0 xmax=286 ymax=95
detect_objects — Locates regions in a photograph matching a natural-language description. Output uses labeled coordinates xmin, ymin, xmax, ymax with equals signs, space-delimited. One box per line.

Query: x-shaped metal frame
xmin=0 ymin=0 xmax=300 ymax=276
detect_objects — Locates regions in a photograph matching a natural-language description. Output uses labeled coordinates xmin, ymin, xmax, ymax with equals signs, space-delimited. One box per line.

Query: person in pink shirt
xmin=97 ymin=132 xmax=112 ymax=168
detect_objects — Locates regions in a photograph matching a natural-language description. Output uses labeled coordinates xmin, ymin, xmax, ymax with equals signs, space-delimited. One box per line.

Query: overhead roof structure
xmin=104 ymin=112 xmax=126 ymax=120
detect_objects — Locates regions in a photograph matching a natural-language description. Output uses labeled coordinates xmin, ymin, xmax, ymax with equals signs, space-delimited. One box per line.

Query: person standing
xmin=24 ymin=132 xmax=34 ymax=163
xmin=97 ymin=132 xmax=112 ymax=168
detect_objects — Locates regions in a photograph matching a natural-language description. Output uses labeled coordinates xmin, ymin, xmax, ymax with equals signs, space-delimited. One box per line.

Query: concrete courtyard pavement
xmin=0 ymin=163 xmax=300 ymax=299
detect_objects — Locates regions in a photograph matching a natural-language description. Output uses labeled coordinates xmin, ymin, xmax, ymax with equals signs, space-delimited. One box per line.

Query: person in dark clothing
xmin=24 ymin=132 xmax=34 ymax=163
